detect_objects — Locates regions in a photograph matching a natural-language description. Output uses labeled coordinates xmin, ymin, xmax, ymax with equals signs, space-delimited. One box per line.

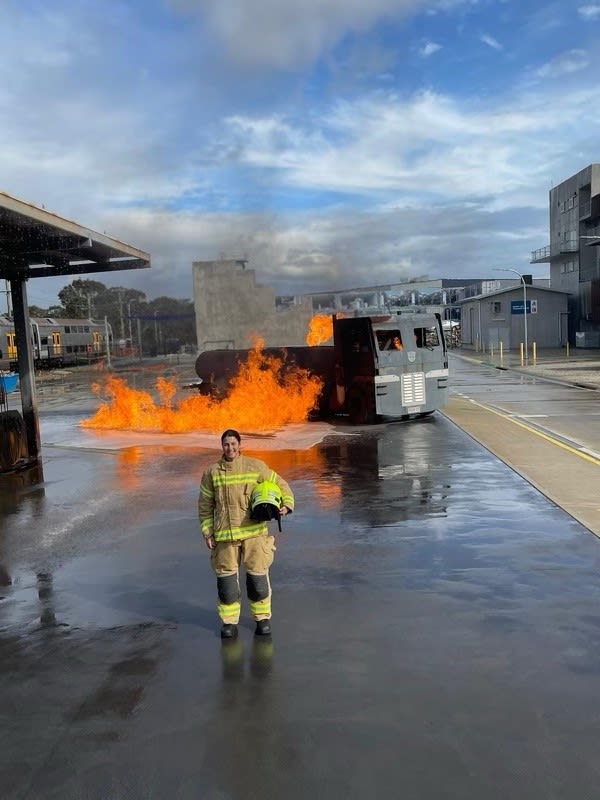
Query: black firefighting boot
xmin=254 ymin=619 xmax=272 ymax=636
xmin=221 ymin=623 xmax=238 ymax=639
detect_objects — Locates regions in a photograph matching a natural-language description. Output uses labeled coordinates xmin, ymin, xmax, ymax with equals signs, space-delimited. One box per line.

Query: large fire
xmin=81 ymin=339 xmax=323 ymax=434
xmin=305 ymin=315 xmax=333 ymax=346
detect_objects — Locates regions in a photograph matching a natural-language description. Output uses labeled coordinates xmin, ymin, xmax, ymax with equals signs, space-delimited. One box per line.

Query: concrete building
xmin=192 ymin=259 xmax=314 ymax=350
xmin=459 ymin=283 xmax=569 ymax=353
xmin=531 ymin=163 xmax=600 ymax=347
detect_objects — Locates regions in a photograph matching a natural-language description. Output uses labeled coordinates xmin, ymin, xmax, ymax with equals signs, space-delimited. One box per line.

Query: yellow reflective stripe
xmin=250 ymin=597 xmax=271 ymax=615
xmin=213 ymin=472 xmax=260 ymax=486
xmin=200 ymin=484 xmax=213 ymax=498
xmin=200 ymin=519 xmax=213 ymax=534
xmin=214 ymin=522 xmax=267 ymax=541
xmin=218 ymin=601 xmax=241 ymax=619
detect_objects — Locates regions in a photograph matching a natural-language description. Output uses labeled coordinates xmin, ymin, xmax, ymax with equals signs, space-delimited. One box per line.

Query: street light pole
xmin=495 ymin=268 xmax=528 ymax=366
xmin=126 ymin=299 xmax=135 ymax=347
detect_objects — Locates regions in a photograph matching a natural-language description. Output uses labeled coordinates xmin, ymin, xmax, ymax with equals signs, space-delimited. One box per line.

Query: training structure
xmin=195 ymin=311 xmax=449 ymax=424
xmin=0 ymin=191 xmax=150 ymax=474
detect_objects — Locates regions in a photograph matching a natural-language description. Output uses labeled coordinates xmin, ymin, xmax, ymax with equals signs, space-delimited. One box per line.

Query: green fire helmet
xmin=250 ymin=480 xmax=283 ymax=530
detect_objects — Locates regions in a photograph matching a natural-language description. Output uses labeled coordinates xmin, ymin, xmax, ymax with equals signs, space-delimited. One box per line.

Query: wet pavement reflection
xmin=2 ymin=412 xmax=600 ymax=799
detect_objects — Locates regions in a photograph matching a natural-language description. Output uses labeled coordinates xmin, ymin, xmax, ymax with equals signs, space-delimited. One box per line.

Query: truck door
xmin=333 ymin=317 xmax=377 ymax=423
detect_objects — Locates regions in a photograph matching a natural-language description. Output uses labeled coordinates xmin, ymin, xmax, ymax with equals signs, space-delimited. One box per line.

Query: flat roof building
xmin=531 ymin=163 xmax=600 ymax=347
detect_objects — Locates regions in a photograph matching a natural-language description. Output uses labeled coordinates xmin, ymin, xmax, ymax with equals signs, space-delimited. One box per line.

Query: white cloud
xmin=535 ymin=49 xmax=589 ymax=78
xmin=578 ymin=5 xmax=600 ymax=19
xmin=224 ymin=87 xmax=591 ymax=201
xmin=420 ymin=41 xmax=442 ymax=57
xmin=2 ymin=0 xmax=597 ymax=307
xmin=78 ymin=77 xmax=600 ymax=298
xmin=480 ymin=33 xmax=503 ymax=50
xmin=169 ymin=0 xmax=429 ymax=68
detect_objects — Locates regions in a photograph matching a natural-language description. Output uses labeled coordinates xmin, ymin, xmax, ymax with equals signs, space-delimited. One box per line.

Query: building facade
xmin=459 ymin=284 xmax=569 ymax=352
xmin=531 ymin=163 xmax=600 ymax=347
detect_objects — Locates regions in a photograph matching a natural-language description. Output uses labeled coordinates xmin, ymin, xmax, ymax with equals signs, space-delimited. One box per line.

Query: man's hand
xmin=205 ymin=535 xmax=216 ymax=550
xmin=280 ymin=506 xmax=289 ymax=516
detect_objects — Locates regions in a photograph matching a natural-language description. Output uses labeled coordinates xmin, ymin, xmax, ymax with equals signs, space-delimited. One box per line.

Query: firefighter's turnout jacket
xmin=198 ymin=454 xmax=294 ymax=543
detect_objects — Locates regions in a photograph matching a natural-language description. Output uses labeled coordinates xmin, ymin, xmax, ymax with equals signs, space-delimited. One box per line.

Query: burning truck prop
xmin=195 ymin=313 xmax=449 ymax=424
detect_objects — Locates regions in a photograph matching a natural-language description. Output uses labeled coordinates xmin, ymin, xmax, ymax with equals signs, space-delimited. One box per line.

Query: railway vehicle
xmin=194 ymin=312 xmax=448 ymax=424
xmin=0 ymin=315 xmax=109 ymax=370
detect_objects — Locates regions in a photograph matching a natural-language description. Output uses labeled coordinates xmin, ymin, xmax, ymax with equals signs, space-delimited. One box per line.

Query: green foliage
xmin=58 ymin=279 xmax=107 ymax=318
xmin=53 ymin=280 xmax=197 ymax=354
xmin=27 ymin=305 xmax=49 ymax=317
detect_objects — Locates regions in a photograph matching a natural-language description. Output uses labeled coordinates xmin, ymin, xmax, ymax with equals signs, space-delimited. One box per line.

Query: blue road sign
xmin=511 ymin=300 xmax=531 ymax=315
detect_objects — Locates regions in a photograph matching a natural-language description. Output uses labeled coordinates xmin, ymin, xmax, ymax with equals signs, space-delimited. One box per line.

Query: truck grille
xmin=401 ymin=373 xmax=425 ymax=406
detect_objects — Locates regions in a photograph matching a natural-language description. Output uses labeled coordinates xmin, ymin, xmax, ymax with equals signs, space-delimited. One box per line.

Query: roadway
xmin=443 ymin=351 xmax=600 ymax=536
xmin=1 ymin=358 xmax=600 ymax=799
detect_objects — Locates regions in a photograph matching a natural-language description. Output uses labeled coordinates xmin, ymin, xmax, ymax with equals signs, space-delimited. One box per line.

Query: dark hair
xmin=221 ymin=429 xmax=241 ymax=444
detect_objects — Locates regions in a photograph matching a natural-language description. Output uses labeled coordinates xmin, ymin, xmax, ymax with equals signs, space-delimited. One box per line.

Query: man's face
xmin=222 ymin=435 xmax=240 ymax=461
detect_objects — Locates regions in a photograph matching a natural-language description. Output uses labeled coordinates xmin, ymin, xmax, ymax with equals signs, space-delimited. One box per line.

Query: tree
xmin=28 ymin=305 xmax=49 ymax=317
xmin=130 ymin=297 xmax=196 ymax=356
xmin=52 ymin=279 xmax=196 ymax=356
xmin=58 ymin=279 xmax=107 ymax=318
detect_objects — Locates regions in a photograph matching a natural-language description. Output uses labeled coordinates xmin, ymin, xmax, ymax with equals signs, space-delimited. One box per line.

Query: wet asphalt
xmin=2 ymin=365 xmax=600 ymax=799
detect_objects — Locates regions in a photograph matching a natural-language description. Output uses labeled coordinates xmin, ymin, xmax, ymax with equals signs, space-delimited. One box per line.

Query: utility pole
xmin=104 ymin=316 xmax=111 ymax=368
xmin=4 ymin=280 xmax=11 ymax=317
xmin=117 ymin=291 xmax=125 ymax=340
xmin=137 ymin=317 xmax=143 ymax=361
xmin=495 ymin=268 xmax=529 ymax=366
xmin=127 ymin=299 xmax=135 ymax=347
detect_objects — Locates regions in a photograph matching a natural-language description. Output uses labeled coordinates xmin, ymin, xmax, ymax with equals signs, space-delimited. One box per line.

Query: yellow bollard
xmin=499 ymin=341 xmax=504 ymax=362
xmin=532 ymin=342 xmax=537 ymax=365
xmin=520 ymin=342 xmax=524 ymax=366
xmin=490 ymin=344 xmax=494 ymax=358
xmin=566 ymin=342 xmax=570 ymax=358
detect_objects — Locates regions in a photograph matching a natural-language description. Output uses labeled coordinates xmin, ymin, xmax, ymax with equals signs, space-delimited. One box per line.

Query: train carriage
xmin=0 ymin=315 xmax=109 ymax=370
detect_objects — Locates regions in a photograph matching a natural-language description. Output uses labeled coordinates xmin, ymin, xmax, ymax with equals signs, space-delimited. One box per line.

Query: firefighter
xmin=198 ymin=428 xmax=294 ymax=639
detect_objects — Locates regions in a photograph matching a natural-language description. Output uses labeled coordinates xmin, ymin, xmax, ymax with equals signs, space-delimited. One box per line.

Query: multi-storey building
xmin=531 ymin=163 xmax=600 ymax=347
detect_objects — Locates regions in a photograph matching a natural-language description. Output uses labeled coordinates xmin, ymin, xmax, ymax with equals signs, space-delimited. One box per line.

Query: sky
xmin=1 ymin=0 xmax=600 ymax=310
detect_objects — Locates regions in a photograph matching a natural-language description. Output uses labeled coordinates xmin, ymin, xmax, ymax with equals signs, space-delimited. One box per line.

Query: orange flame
xmin=81 ymin=339 xmax=323 ymax=433
xmin=306 ymin=315 xmax=333 ymax=346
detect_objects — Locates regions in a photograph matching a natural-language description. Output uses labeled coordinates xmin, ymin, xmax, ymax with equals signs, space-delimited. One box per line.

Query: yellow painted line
xmin=464 ymin=398 xmax=600 ymax=466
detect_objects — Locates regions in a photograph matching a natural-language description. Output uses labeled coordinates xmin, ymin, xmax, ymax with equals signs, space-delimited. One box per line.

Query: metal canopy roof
xmin=0 ymin=191 xmax=150 ymax=281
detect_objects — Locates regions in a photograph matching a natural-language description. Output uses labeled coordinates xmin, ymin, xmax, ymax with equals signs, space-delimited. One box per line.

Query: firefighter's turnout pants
xmin=210 ymin=534 xmax=275 ymax=624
